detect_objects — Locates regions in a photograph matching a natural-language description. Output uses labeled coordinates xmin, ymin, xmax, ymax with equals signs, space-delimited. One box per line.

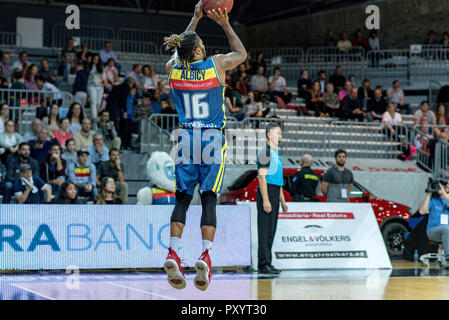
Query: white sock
xmin=202 ymin=240 xmax=213 ymax=252
xmin=169 ymin=237 xmax=181 ymax=252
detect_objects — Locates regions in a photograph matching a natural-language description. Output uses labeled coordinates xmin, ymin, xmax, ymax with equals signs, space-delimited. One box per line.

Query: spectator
xmin=39 ymin=59 xmax=57 ymax=83
xmin=76 ymin=42 xmax=92 ymax=65
xmin=382 ymin=102 xmax=403 ymax=140
xmin=157 ymin=80 xmax=171 ymax=105
xmin=87 ymin=53 xmax=107 ymax=122
xmin=42 ymin=103 xmax=61 ymax=134
xmin=158 ymin=99 xmax=178 ymax=132
xmin=338 ymin=81 xmax=352 ymax=101
xmin=367 ymin=88 xmax=388 ymax=122
xmin=234 ymin=63 xmax=250 ymax=96
xmin=245 ymin=91 xmax=270 ymax=118
xmin=23 ymin=119 xmax=43 ymax=142
xmin=414 ymin=116 xmax=433 ymax=154
xmin=87 ymin=133 xmax=109 ymax=167
xmin=34 ymin=74 xmax=63 ymax=107
xmin=12 ymin=51 xmax=30 ymax=71
xmin=3 ymin=142 xmax=39 ymax=203
xmin=341 ymin=87 xmax=364 ymax=121
xmin=414 ymin=101 xmax=437 ymax=126
xmin=67 ymin=150 xmax=97 ymax=201
xmin=10 ymin=69 xmax=25 ymax=90
xmin=121 ymin=86 xmax=137 ymax=149
xmin=322 ymin=83 xmax=340 ymax=118
xmin=440 ymin=32 xmax=449 ymax=45
xmin=0 ymin=120 xmax=24 ymax=162
xmin=99 ymin=41 xmax=119 ymax=72
xmin=268 ymin=67 xmax=292 ymax=106
xmin=348 ymin=74 xmax=357 ymax=90
xmin=125 ymin=64 xmax=144 ymax=91
xmin=73 ymin=62 xmax=89 ymax=110
xmin=316 ymin=70 xmax=327 ymax=94
xmin=251 ymin=52 xmax=267 ymax=76
xmin=74 ymin=118 xmax=95 ymax=151
xmin=29 ymin=128 xmax=54 ymax=165
xmin=329 ymin=66 xmax=346 ymax=92
xmin=67 ymin=102 xmax=85 ymax=136
xmin=297 ymin=69 xmax=312 ymax=100
xmin=40 ymin=142 xmax=67 ymax=195
xmin=244 ymin=51 xmax=253 ymax=75
xmin=424 ymin=30 xmax=438 ymax=45
xmin=97 ymin=148 xmax=128 ymax=204
xmin=368 ymin=30 xmax=383 ymax=67
xmin=387 ymin=80 xmax=410 ymax=114
xmin=24 ymin=64 xmax=39 ymax=90
xmin=436 ymin=103 xmax=448 ymax=126
xmin=225 ymin=88 xmax=246 ymax=121
xmin=0 ymin=66 xmax=8 ymax=88
xmin=306 ymin=80 xmax=326 ymax=117
xmin=352 ymin=29 xmax=368 ymax=51
xmin=428 ymin=127 xmax=449 ymax=170
xmin=133 ymin=93 xmax=154 ymax=123
xmin=358 ymin=78 xmax=374 ymax=110
xmin=142 ymin=64 xmax=159 ymax=92
xmin=106 ymin=77 xmax=136 ymax=133
xmin=321 ymin=149 xmax=353 ymax=202
xmin=290 ymin=154 xmax=319 ymax=202
xmin=51 ymin=182 xmax=80 ymax=204
xmin=14 ymin=163 xmax=52 ymax=204
xmin=59 ymin=38 xmax=78 ymax=80
xmin=95 ymin=110 xmax=121 ymax=150
xmin=95 ymin=176 xmax=123 ymax=204
xmin=61 ymin=139 xmax=77 ymax=166
xmin=0 ymin=103 xmax=9 ymax=134
xmin=250 ymin=66 xmax=269 ymax=96
xmin=104 ymin=58 xmax=119 ymax=89
xmin=337 ymin=32 xmax=352 ymax=52
xmin=0 ymin=52 xmax=13 ymax=81
xmin=324 ymin=29 xmax=337 ymax=47
xmin=54 ymin=118 xmax=73 ymax=151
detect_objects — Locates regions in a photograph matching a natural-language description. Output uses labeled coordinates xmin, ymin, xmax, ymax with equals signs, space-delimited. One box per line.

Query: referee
xmin=256 ymin=123 xmax=288 ymax=274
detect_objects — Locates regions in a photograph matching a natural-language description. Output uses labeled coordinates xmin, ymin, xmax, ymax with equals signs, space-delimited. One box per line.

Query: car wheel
xmin=382 ymin=222 xmax=408 ymax=258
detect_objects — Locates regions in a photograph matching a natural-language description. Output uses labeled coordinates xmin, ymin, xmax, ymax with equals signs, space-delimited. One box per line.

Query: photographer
xmin=418 ymin=179 xmax=449 ymax=267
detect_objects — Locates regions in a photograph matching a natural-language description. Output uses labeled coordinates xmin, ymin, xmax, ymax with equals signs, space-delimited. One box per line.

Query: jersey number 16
xmin=183 ymin=93 xmax=210 ymax=120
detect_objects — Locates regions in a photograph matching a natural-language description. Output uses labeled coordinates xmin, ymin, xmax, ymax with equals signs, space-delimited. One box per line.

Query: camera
xmin=426 ymin=177 xmax=448 ymax=194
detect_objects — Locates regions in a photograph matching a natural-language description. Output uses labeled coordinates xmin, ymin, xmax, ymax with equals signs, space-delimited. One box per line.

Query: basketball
xmin=202 ymin=0 xmax=234 ymax=13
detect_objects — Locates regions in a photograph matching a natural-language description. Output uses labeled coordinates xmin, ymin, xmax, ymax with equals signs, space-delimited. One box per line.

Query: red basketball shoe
xmin=194 ymin=249 xmax=212 ymax=291
xmin=163 ymin=247 xmax=186 ymax=289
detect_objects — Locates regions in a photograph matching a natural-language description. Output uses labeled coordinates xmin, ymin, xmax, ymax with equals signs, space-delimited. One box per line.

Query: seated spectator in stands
xmin=225 ymin=70 xmax=234 ymax=90
xmin=67 ymin=150 xmax=97 ymax=201
xmin=97 ymin=148 xmax=128 ymax=204
xmin=251 ymin=52 xmax=267 ymax=76
xmin=0 ymin=120 xmax=24 ymax=162
xmin=40 ymin=142 xmax=67 ymax=195
xmin=87 ymin=133 xmax=109 ymax=167
xmin=338 ymin=81 xmax=352 ymax=101
xmin=358 ymin=78 xmax=374 ymax=110
xmin=12 ymin=51 xmax=30 ymax=71
xmin=424 ymin=30 xmax=438 ymax=45
xmin=367 ymin=88 xmax=388 ymax=122
xmin=440 ymin=32 xmax=449 ymax=45
xmin=74 ymin=118 xmax=95 ymax=151
xmin=42 ymin=103 xmax=61 ymax=135
xmin=157 ymin=80 xmax=171 ymax=103
xmin=245 ymin=91 xmax=270 ymax=118
xmin=59 ymin=38 xmax=78 ymax=80
xmin=35 ymin=74 xmax=63 ymax=107
xmin=322 ymin=83 xmax=340 ymax=118
xmin=0 ymin=53 xmax=12 ymax=81
xmin=10 ymin=69 xmax=25 ymax=90
xmin=95 ymin=176 xmax=122 ymax=204
xmin=14 ymin=163 xmax=52 ymax=204
xmin=297 ymin=69 xmax=312 ymax=101
xmin=3 ymin=142 xmax=39 ymax=203
xmin=39 ymin=59 xmax=57 ymax=84
xmin=329 ymin=66 xmax=346 ymax=92
xmin=341 ymin=87 xmax=364 ymax=121
xmin=225 ymin=88 xmax=246 ymax=121
xmin=61 ymin=139 xmax=77 ymax=166
xmin=87 ymin=54 xmax=108 ymax=122
xmin=269 ymin=67 xmax=292 ymax=106
xmin=133 ymin=93 xmax=154 ymax=122
xmin=95 ymin=110 xmax=121 ymax=150
xmin=67 ymin=102 xmax=85 ymax=136
xmin=234 ymin=64 xmax=250 ymax=97
xmin=0 ymin=103 xmax=9 ymax=134
xmin=306 ymin=81 xmax=326 ymax=117
xmin=382 ymin=102 xmax=403 ymax=139
xmin=324 ymin=29 xmax=337 ymax=47
xmin=106 ymin=77 xmax=136 ymax=133
xmin=337 ymin=32 xmax=352 ymax=52
xmin=387 ymin=80 xmax=410 ymax=114
xmin=149 ymin=88 xmax=162 ymax=114
xmin=142 ymin=64 xmax=158 ymax=93
xmin=104 ymin=58 xmax=119 ymax=89
xmin=99 ymin=41 xmax=120 ymax=73
xmin=24 ymin=64 xmax=39 ymax=90
xmin=160 ymin=99 xmax=177 ymax=116
xmin=316 ymin=70 xmax=327 ymax=94
xmin=126 ymin=64 xmax=144 ymax=91
xmin=413 ymin=101 xmax=437 ymax=126
xmin=348 ymin=74 xmax=357 ymax=89
xmin=76 ymin=42 xmax=92 ymax=65
xmin=29 ymin=128 xmax=55 ymax=165
xmin=73 ymin=62 xmax=89 ymax=110
xmin=54 ymin=118 xmax=73 ymax=152
xmin=51 ymin=182 xmax=80 ymax=204
xmin=23 ymin=119 xmax=43 ymax=142
xmin=250 ymin=66 xmax=269 ymax=95
xmin=414 ymin=116 xmax=434 ymax=155
xmin=0 ymin=66 xmax=8 ymax=88
xmin=352 ymin=29 xmax=368 ymax=51
xmin=436 ymin=103 xmax=448 ymax=126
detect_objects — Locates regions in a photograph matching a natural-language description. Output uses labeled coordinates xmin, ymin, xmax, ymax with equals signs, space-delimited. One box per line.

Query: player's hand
xmin=193 ymin=0 xmax=203 ymax=20
xmin=281 ymin=202 xmax=288 ymax=213
xmin=207 ymin=8 xmax=229 ymax=27
xmin=263 ymin=200 xmax=272 ymax=214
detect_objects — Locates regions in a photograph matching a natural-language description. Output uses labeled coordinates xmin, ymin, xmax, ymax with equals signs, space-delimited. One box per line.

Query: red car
xmin=219 ymin=168 xmax=412 ymax=257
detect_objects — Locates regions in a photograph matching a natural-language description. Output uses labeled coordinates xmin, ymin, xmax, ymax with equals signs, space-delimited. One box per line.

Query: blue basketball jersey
xmin=168 ymin=57 xmax=226 ymax=129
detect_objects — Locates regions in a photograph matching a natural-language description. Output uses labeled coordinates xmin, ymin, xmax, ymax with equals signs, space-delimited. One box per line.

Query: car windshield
xmin=228 ymin=170 xmax=258 ymax=191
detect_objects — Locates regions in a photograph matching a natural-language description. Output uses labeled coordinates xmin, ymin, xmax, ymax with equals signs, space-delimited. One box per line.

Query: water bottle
xmin=413 ymin=249 xmax=419 ymax=262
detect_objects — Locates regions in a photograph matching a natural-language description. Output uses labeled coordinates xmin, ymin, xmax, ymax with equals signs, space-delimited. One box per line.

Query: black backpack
xmin=403 ymin=214 xmax=439 ymax=260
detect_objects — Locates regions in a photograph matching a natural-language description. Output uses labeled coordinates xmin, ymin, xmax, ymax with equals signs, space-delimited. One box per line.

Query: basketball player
xmin=162 ymin=1 xmax=247 ymax=291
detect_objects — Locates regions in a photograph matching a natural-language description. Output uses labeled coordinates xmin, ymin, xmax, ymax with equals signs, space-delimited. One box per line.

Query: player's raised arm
xmin=164 ymin=0 xmax=203 ymax=74
xmin=207 ymin=8 xmax=247 ymax=72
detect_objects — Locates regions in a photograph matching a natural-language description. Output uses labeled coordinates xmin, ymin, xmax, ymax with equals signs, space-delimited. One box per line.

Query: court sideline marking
xmin=11 ymin=283 xmax=55 ymax=300
xmin=105 ymin=281 xmax=178 ymax=300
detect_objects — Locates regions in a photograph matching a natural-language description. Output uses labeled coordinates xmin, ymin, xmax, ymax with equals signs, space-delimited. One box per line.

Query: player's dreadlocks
xmin=164 ymin=31 xmax=200 ymax=71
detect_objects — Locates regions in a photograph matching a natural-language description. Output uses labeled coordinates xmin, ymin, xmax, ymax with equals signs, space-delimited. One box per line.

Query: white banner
xmin=244 ymin=202 xmax=392 ymax=270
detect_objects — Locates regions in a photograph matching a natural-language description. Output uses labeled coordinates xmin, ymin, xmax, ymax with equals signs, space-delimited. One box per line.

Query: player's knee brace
xmin=200 ymin=191 xmax=218 ymax=228
xmin=170 ymin=191 xmax=193 ymax=225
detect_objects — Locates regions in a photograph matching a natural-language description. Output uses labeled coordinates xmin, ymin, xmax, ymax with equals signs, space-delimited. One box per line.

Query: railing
xmin=0 ymin=89 xmax=73 ymax=109
xmin=305 ymin=46 xmax=366 ymax=63
xmin=0 ymin=32 xmax=22 ymax=48
xmin=433 ymin=139 xmax=449 ymax=178
xmin=429 ymin=80 xmax=442 ymax=109
xmin=51 ymin=24 xmax=116 ymax=51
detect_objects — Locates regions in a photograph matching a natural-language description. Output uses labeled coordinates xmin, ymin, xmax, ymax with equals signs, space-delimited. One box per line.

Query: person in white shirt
xmin=0 ymin=103 xmax=9 ymax=134
xmin=413 ymin=101 xmax=437 ymax=126
xmin=268 ymin=67 xmax=292 ymax=106
xmin=34 ymin=75 xmax=63 ymax=106
xmin=12 ymin=51 xmax=30 ymax=71
xmin=382 ymin=102 xmax=403 ymax=140
xmin=387 ymin=80 xmax=410 ymax=114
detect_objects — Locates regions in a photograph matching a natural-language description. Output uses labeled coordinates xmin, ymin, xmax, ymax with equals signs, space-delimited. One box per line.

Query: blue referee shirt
xmin=257 ymin=144 xmax=284 ymax=187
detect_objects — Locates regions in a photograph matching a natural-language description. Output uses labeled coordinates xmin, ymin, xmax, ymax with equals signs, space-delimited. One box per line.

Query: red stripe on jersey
xmin=170 ymin=78 xmax=222 ymax=91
